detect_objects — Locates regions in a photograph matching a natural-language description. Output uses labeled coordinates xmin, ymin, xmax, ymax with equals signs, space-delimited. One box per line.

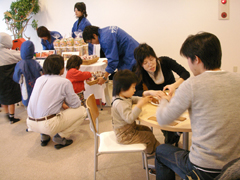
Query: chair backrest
xmin=86 ymin=94 xmax=99 ymax=133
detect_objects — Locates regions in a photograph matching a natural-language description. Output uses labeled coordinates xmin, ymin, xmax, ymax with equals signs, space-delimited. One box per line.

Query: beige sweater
xmin=157 ymin=71 xmax=240 ymax=169
xmin=111 ymin=96 xmax=141 ymax=129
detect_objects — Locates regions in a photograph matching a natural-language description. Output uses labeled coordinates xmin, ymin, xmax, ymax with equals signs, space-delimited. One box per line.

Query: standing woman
xmin=37 ymin=26 xmax=62 ymax=50
xmin=134 ymin=43 xmax=190 ymax=145
xmin=0 ymin=32 xmax=22 ymax=124
xmin=72 ymin=2 xmax=93 ymax=55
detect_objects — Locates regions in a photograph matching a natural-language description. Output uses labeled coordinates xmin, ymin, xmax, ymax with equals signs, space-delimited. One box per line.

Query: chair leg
xmin=142 ymin=152 xmax=146 ymax=169
xmin=94 ymin=152 xmax=98 ymax=180
xmin=94 ymin=135 xmax=99 ymax=180
xmin=99 ymin=99 xmax=103 ymax=110
xmin=143 ymin=152 xmax=149 ymax=180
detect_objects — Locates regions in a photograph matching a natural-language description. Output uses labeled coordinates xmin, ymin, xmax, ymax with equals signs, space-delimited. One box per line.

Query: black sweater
xmin=134 ymin=56 xmax=190 ymax=96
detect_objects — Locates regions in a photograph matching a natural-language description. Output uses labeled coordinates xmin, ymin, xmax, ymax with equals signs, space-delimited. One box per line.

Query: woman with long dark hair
xmin=134 ymin=43 xmax=190 ymax=146
xmin=134 ymin=43 xmax=190 ymax=98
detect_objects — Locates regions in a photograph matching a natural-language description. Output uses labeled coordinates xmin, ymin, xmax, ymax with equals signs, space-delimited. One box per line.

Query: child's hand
xmin=136 ymin=96 xmax=152 ymax=109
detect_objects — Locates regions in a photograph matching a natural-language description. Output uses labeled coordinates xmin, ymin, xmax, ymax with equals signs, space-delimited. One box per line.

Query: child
xmin=66 ymin=55 xmax=91 ymax=107
xmin=0 ymin=32 xmax=22 ymax=124
xmin=111 ymin=69 xmax=160 ymax=154
xmin=27 ymin=54 xmax=87 ymax=149
xmin=13 ymin=40 xmax=42 ymax=107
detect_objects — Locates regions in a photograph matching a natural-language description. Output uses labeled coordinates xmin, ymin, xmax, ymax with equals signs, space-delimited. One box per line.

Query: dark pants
xmin=155 ymin=144 xmax=220 ymax=180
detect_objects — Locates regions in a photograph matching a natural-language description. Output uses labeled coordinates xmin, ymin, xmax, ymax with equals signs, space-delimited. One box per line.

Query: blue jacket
xmin=13 ymin=41 xmax=42 ymax=106
xmin=41 ymin=31 xmax=62 ymax=50
xmin=72 ymin=17 xmax=93 ymax=55
xmin=98 ymin=26 xmax=139 ymax=74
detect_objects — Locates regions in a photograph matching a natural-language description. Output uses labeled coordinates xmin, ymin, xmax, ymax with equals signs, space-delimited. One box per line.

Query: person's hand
xmin=97 ymin=77 xmax=106 ymax=85
xmin=160 ymin=93 xmax=171 ymax=102
xmin=103 ymin=59 xmax=108 ymax=64
xmin=163 ymin=84 xmax=176 ymax=97
xmin=143 ymin=90 xmax=166 ymax=100
xmin=62 ymin=102 xmax=69 ymax=110
xmin=136 ymin=96 xmax=152 ymax=109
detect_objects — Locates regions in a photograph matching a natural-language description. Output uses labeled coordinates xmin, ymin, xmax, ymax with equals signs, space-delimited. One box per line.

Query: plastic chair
xmin=86 ymin=94 xmax=150 ymax=180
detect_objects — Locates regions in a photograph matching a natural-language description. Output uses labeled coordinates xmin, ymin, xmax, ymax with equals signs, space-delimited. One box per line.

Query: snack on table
xmin=35 ymin=50 xmax=55 ymax=58
xmin=60 ymin=38 xmax=67 ymax=47
xmin=67 ymin=37 xmax=74 ymax=46
xmin=58 ymin=37 xmax=88 ymax=56
xmin=74 ymin=37 xmax=85 ymax=46
xmin=63 ymin=54 xmax=72 ymax=61
xmin=61 ymin=47 xmax=67 ymax=53
xmin=66 ymin=46 xmax=75 ymax=52
xmin=81 ymin=55 xmax=99 ymax=65
xmin=55 ymin=47 xmax=62 ymax=55
xmin=74 ymin=46 xmax=83 ymax=56
xmin=53 ymin=39 xmax=60 ymax=47
xmin=82 ymin=44 xmax=88 ymax=55
xmin=35 ymin=52 xmax=41 ymax=58
xmin=86 ymin=71 xmax=105 ymax=85
xmin=151 ymin=96 xmax=159 ymax=105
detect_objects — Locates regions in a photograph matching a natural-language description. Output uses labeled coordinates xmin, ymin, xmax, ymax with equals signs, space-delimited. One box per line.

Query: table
xmin=135 ymin=103 xmax=191 ymax=150
xmin=36 ymin=58 xmax=108 ymax=108
xmin=79 ymin=58 xmax=107 ymax=107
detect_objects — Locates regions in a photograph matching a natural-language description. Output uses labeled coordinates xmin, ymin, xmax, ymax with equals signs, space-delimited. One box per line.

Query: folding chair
xmin=86 ymin=94 xmax=150 ymax=180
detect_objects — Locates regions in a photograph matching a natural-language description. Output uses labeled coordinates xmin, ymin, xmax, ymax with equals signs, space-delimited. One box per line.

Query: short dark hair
xmin=74 ymin=2 xmax=87 ymax=17
xmin=112 ymin=69 xmax=139 ymax=96
xmin=82 ymin=25 xmax=99 ymax=43
xmin=37 ymin=26 xmax=50 ymax=39
xmin=66 ymin=55 xmax=82 ymax=70
xmin=180 ymin=32 xmax=222 ymax=70
xmin=43 ymin=54 xmax=64 ymax=75
xmin=134 ymin=43 xmax=160 ymax=81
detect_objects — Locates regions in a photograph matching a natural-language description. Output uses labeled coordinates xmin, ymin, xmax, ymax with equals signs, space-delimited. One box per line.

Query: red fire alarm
xmin=221 ymin=0 xmax=227 ymax=4
xmin=221 ymin=12 xmax=227 ymax=18
xmin=219 ymin=0 xmax=229 ymax=20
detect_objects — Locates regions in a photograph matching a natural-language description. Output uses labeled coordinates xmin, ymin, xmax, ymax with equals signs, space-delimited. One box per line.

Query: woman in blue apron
xmin=72 ymin=2 xmax=93 ymax=55
xmin=37 ymin=26 xmax=62 ymax=50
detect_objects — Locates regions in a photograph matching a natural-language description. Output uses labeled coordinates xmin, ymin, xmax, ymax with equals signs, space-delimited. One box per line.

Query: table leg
xmin=182 ymin=132 xmax=189 ymax=150
xmin=99 ymin=99 xmax=103 ymax=111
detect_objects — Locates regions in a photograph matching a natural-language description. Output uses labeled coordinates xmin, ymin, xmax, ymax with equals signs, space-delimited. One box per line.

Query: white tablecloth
xmin=80 ymin=58 xmax=107 ymax=102
xmin=36 ymin=58 xmax=108 ymax=103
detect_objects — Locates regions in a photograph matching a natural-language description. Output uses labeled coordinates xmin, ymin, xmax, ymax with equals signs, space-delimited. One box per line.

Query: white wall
xmin=1 ymin=0 xmax=240 ymax=74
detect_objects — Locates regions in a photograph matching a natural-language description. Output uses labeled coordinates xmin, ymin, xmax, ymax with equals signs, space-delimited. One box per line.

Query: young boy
xmin=111 ymin=69 xmax=160 ymax=154
xmin=13 ymin=40 xmax=42 ymax=107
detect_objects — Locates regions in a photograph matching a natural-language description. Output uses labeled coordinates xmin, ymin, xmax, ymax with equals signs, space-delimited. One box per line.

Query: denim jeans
xmin=155 ymin=144 xmax=220 ymax=180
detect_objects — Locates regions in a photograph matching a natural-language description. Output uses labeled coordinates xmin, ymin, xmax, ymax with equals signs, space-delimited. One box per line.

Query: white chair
xmin=86 ymin=94 xmax=150 ymax=180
